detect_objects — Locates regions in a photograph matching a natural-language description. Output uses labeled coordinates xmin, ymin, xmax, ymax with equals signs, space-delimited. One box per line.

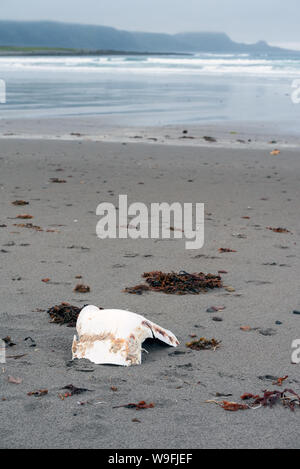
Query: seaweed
xmin=207 ymin=388 xmax=300 ymax=412
xmin=123 ymin=284 xmax=150 ymax=295
xmin=62 ymin=384 xmax=91 ymax=395
xmin=11 ymin=200 xmax=29 ymax=206
xmin=2 ymin=336 xmax=16 ymax=347
xmin=74 ymin=284 xmax=91 ymax=293
xmin=113 ymin=401 xmax=155 ymax=410
xmin=27 ymin=389 xmax=48 ymax=397
xmin=58 ymin=384 xmax=92 ymax=400
xmin=24 ymin=336 xmax=36 ymax=348
xmin=252 ymin=389 xmax=300 ymax=411
xmin=15 ymin=214 xmax=33 ymax=219
xmin=186 ymin=337 xmax=221 ymax=351
xmin=47 ymin=302 xmax=82 ymax=327
xmin=266 ymin=227 xmax=291 ymax=233
xmin=13 ymin=223 xmax=43 ymax=231
xmin=124 ymin=270 xmax=222 ymax=295
xmin=50 ymin=178 xmax=67 ymax=183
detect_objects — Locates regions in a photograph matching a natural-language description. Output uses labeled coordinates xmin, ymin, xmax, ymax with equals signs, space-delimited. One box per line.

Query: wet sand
xmin=0 ymin=133 xmax=299 ymax=448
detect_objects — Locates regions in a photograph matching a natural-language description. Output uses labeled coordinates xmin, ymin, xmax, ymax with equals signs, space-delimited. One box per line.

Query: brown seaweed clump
xmin=50 ymin=178 xmax=67 ymax=183
xmin=11 ymin=200 xmax=29 ymax=206
xmin=74 ymin=284 xmax=91 ymax=293
xmin=113 ymin=401 xmax=155 ymax=410
xmin=186 ymin=337 xmax=221 ymax=351
xmin=123 ymin=284 xmax=150 ymax=295
xmin=47 ymin=302 xmax=82 ymax=327
xmin=13 ymin=223 xmax=43 ymax=231
xmin=16 ymin=214 xmax=34 ymax=220
xmin=124 ymin=270 xmax=222 ymax=295
xmin=208 ymin=388 xmax=300 ymax=412
xmin=266 ymin=227 xmax=291 ymax=234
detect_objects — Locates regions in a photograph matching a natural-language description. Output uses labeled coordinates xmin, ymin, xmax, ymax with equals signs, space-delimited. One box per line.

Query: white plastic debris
xmin=72 ymin=305 xmax=179 ymax=366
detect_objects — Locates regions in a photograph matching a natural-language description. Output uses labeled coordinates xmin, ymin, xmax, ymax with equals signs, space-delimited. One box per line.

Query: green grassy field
xmin=0 ymin=46 xmax=75 ymax=51
xmin=0 ymin=45 xmax=77 ymax=52
xmin=0 ymin=46 xmax=186 ymax=56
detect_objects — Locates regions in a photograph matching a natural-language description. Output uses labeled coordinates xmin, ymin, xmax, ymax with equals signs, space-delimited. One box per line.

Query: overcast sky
xmin=0 ymin=0 xmax=299 ymax=47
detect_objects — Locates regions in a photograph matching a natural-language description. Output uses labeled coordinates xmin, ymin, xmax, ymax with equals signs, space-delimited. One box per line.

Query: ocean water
xmin=0 ymin=53 xmax=300 ymax=130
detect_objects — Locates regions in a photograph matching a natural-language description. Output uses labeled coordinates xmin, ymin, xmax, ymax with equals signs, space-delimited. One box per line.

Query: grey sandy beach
xmin=0 ymin=127 xmax=299 ymax=448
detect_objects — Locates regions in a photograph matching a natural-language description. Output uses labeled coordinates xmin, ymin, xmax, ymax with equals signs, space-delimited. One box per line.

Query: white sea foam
xmin=0 ymin=54 xmax=300 ymax=77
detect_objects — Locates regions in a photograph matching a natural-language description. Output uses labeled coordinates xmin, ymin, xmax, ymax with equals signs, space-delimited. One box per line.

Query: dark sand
xmin=0 ymin=136 xmax=299 ymax=448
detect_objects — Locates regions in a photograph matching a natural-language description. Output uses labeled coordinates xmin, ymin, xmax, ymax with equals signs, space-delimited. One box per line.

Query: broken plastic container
xmin=72 ymin=305 xmax=179 ymax=366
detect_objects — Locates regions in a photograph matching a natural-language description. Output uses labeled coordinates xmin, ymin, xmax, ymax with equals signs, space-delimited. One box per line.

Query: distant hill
xmin=0 ymin=20 xmax=296 ymax=55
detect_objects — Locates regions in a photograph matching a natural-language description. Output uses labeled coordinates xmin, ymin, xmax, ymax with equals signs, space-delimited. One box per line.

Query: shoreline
xmin=0 ymin=118 xmax=300 ymax=149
